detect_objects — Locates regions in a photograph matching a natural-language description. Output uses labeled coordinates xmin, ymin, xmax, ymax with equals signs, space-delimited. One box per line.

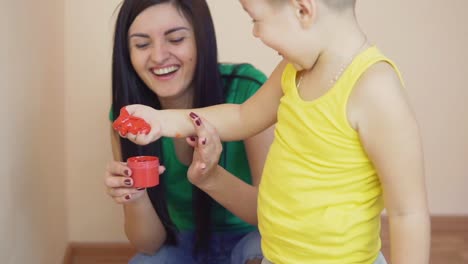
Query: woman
xmin=104 ymin=0 xmax=273 ymax=263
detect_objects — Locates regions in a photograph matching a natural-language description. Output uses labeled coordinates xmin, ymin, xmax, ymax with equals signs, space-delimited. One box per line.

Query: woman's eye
xmin=169 ymin=37 xmax=185 ymax=44
xmin=135 ymin=43 xmax=149 ymax=49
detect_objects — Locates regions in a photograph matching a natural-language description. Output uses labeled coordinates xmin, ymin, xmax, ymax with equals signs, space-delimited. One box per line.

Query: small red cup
xmin=127 ymin=156 xmax=159 ymax=188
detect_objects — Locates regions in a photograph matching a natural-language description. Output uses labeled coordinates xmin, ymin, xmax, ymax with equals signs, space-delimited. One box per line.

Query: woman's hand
xmin=185 ymin=112 xmax=223 ymax=189
xmin=104 ymin=160 xmax=165 ymax=203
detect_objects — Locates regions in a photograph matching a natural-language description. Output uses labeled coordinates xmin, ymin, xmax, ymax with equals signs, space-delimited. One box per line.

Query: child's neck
xmin=317 ymin=20 xmax=367 ymax=69
xmin=296 ymin=22 xmax=368 ymax=100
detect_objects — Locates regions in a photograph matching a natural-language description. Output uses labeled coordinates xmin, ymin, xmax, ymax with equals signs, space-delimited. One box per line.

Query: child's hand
xmin=185 ymin=112 xmax=223 ymax=189
xmin=113 ymin=105 xmax=162 ymax=145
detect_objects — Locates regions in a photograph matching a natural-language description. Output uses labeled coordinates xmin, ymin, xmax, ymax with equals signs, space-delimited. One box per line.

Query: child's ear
xmin=291 ymin=0 xmax=316 ymax=27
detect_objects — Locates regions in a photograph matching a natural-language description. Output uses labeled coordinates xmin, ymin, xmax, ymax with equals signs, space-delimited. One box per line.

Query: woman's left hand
xmin=185 ymin=112 xmax=223 ymax=189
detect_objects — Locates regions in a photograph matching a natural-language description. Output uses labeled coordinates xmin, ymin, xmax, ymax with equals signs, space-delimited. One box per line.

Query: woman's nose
xmin=150 ymin=42 xmax=169 ymax=64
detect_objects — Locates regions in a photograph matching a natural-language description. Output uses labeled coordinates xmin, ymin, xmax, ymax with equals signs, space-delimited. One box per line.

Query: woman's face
xmin=128 ymin=3 xmax=197 ymax=106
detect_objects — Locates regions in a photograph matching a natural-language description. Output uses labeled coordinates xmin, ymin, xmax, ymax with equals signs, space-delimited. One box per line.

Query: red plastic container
xmin=127 ymin=156 xmax=159 ymax=188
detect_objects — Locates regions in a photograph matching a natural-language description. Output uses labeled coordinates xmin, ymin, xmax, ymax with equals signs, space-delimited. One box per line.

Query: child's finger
xmin=128 ymin=132 xmax=155 ymax=146
xmin=126 ymin=132 xmax=137 ymax=142
xmin=124 ymin=104 xmax=143 ymax=116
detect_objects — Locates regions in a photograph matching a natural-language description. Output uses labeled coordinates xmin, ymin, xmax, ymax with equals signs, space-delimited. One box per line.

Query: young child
xmin=117 ymin=0 xmax=430 ymax=263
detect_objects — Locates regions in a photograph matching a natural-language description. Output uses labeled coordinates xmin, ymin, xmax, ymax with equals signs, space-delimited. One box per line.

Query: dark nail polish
xmin=195 ymin=119 xmax=202 ymax=126
xmin=189 ymin=136 xmax=196 ymax=141
xmin=202 ymin=138 xmax=207 ymax=145
xmin=189 ymin=112 xmax=199 ymax=119
xmin=124 ymin=169 xmax=129 ymax=176
xmin=125 ymin=195 xmax=131 ymax=200
xmin=124 ymin=179 xmax=132 ymax=186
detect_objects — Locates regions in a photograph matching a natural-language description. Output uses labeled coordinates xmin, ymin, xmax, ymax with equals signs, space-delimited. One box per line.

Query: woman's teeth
xmin=152 ymin=66 xmax=179 ymax=76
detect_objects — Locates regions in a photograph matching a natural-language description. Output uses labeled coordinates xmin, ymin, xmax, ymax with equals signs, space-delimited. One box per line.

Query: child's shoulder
xmin=348 ymin=61 xmax=409 ymax=129
xmin=356 ymin=62 xmax=404 ymax=96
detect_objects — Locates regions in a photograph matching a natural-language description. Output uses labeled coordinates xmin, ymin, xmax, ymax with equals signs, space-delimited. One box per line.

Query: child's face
xmin=128 ymin=3 xmax=197 ymax=101
xmin=240 ymin=0 xmax=295 ymax=56
xmin=240 ymin=0 xmax=302 ymax=62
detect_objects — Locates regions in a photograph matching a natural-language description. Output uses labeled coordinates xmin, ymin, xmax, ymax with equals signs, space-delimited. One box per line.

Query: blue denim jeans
xmin=129 ymin=230 xmax=262 ymax=264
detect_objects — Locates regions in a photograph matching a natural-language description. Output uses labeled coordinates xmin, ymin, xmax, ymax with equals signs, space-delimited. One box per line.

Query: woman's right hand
xmin=104 ymin=161 xmax=165 ymax=204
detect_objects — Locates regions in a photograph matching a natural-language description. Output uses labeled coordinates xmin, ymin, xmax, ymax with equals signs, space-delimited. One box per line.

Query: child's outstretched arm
xmin=350 ymin=63 xmax=430 ymax=264
xmin=118 ymin=60 xmax=288 ymax=145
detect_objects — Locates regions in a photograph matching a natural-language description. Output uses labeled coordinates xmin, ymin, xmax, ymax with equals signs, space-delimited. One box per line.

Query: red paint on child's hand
xmin=112 ymin=107 xmax=151 ymax=136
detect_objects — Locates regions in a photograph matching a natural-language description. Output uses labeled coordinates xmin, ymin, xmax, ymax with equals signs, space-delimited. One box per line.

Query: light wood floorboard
xmin=67 ymin=216 xmax=468 ymax=264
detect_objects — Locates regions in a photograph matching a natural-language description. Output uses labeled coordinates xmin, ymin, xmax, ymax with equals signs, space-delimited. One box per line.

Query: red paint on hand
xmin=112 ymin=107 xmax=151 ymax=136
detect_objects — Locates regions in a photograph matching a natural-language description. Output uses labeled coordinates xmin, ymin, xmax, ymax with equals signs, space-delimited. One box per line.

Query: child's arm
xmin=349 ymin=62 xmax=430 ymax=264
xmin=121 ymin=60 xmax=288 ymax=145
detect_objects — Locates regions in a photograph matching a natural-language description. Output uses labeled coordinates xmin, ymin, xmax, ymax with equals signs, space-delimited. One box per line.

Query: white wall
xmin=64 ymin=0 xmax=126 ymax=242
xmin=357 ymin=0 xmax=468 ymax=214
xmin=208 ymin=1 xmax=281 ymax=74
xmin=63 ymin=0 xmax=468 ymax=243
xmin=0 ymin=3 xmax=12 ymax=261
xmin=0 ymin=0 xmax=68 ymax=263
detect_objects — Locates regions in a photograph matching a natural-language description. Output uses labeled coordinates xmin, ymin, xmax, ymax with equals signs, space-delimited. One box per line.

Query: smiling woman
xmin=127 ymin=4 xmax=197 ymax=101
xmin=105 ymin=0 xmax=273 ymax=264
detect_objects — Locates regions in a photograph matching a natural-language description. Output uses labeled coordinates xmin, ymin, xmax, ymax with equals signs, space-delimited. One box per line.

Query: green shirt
xmin=111 ymin=63 xmax=266 ymax=232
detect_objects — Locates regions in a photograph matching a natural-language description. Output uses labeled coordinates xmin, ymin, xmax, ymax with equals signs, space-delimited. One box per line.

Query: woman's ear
xmin=291 ymin=0 xmax=316 ymax=27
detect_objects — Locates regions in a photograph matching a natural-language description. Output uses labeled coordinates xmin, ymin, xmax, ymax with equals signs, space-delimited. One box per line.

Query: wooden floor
xmin=66 ymin=217 xmax=468 ymax=264
xmin=380 ymin=217 xmax=468 ymax=264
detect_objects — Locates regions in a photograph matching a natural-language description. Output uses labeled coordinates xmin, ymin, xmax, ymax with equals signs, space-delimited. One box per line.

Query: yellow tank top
xmin=258 ymin=47 xmax=402 ymax=264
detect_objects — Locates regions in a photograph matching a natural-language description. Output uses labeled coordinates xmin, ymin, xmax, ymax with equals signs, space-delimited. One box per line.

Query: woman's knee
xmin=129 ymin=252 xmax=159 ymax=264
xmin=230 ymin=230 xmax=263 ymax=264
xmin=129 ymin=245 xmax=191 ymax=264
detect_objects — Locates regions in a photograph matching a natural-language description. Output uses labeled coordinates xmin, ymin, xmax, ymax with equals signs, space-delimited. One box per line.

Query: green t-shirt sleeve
xmin=220 ymin=63 xmax=267 ymax=104
xmin=109 ymin=107 xmax=114 ymax=122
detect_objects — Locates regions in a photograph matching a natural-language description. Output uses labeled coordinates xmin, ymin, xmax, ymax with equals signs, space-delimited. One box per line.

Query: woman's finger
xmin=113 ymin=193 xmax=134 ymax=204
xmin=198 ymin=137 xmax=207 ymax=147
xmin=186 ymin=135 xmax=198 ymax=147
xmin=188 ymin=112 xmax=209 ymax=138
xmin=158 ymin=165 xmax=166 ymax=175
xmin=107 ymin=186 xmax=143 ymax=197
xmin=105 ymin=175 xmax=133 ymax=188
xmin=113 ymin=188 xmax=146 ymax=204
xmin=106 ymin=161 xmax=131 ymax=177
